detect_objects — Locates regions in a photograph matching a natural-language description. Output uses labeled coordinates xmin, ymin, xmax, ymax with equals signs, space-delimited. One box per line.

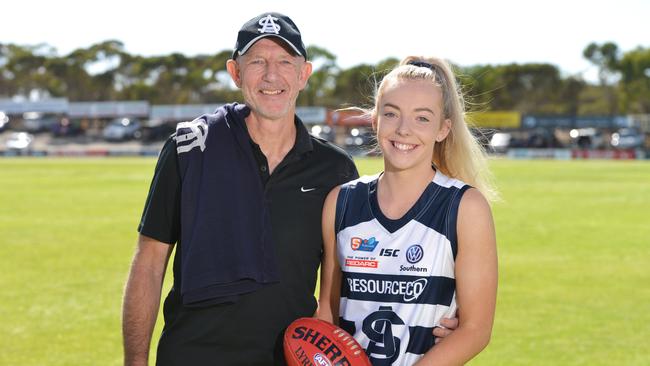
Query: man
xmin=122 ymin=12 xmax=456 ymax=366
xmin=122 ymin=12 xmax=358 ymax=366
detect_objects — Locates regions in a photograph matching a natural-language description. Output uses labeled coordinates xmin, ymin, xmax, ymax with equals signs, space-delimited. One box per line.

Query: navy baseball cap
xmin=233 ymin=12 xmax=307 ymax=60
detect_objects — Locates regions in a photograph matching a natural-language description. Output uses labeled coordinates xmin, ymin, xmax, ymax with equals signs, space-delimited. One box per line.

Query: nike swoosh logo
xmin=301 ymin=186 xmax=316 ymax=192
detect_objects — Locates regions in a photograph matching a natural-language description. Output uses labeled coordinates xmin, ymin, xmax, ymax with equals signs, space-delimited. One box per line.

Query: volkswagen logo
xmin=406 ymin=245 xmax=424 ymax=264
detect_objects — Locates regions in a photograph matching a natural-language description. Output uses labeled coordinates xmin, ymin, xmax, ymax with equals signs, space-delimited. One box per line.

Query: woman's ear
xmin=436 ymin=118 xmax=452 ymax=142
xmin=371 ymin=110 xmax=378 ymax=132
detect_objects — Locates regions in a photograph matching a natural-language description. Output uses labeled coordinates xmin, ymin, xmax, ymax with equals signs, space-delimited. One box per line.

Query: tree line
xmin=1 ymin=40 xmax=649 ymax=115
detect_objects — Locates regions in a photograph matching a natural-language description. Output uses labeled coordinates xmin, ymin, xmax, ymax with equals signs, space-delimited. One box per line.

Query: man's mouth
xmin=260 ymin=89 xmax=283 ymax=95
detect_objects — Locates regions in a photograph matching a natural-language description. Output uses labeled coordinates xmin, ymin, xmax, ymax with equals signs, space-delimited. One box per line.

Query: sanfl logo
xmin=258 ymin=15 xmax=281 ymax=34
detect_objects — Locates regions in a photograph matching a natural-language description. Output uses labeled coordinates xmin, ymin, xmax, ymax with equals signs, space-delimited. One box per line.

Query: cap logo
xmin=257 ymin=15 xmax=281 ymax=34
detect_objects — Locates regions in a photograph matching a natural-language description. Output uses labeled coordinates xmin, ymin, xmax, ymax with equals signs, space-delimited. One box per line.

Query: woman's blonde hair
xmin=372 ymin=56 xmax=499 ymax=202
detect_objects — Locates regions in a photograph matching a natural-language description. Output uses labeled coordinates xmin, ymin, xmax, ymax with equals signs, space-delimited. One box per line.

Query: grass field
xmin=1 ymin=157 xmax=649 ymax=365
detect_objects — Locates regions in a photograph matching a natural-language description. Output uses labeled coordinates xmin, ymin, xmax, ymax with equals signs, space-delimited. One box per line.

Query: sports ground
xmin=1 ymin=158 xmax=648 ymax=365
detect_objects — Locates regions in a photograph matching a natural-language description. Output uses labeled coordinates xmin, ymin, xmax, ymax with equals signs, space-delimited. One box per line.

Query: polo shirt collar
xmin=292 ymin=114 xmax=313 ymax=156
xmin=236 ymin=104 xmax=313 ymax=157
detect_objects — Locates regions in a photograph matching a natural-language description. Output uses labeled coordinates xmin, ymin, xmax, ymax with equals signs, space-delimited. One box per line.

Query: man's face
xmin=227 ymin=38 xmax=312 ymax=121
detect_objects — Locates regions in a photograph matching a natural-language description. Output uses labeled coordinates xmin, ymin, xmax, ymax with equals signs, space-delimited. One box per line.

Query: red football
xmin=284 ymin=317 xmax=371 ymax=366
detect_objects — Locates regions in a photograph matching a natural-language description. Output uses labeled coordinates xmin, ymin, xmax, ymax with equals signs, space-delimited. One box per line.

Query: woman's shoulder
xmin=458 ymin=187 xmax=493 ymax=223
xmin=341 ymin=173 xmax=381 ymax=189
xmin=432 ymin=170 xmax=468 ymax=190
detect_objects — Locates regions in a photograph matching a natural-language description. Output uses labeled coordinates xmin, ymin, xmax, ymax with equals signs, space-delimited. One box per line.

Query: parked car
xmin=140 ymin=119 xmax=176 ymax=142
xmin=610 ymin=127 xmax=644 ymax=149
xmin=22 ymin=112 xmax=58 ymax=133
xmin=51 ymin=118 xmax=82 ymax=137
xmin=344 ymin=127 xmax=375 ymax=154
xmin=489 ymin=132 xmax=512 ymax=153
xmin=102 ymin=118 xmax=142 ymax=141
xmin=0 ymin=111 xmax=9 ymax=132
xmin=310 ymin=124 xmax=335 ymax=142
xmin=5 ymin=132 xmax=34 ymax=151
xmin=569 ymin=128 xmax=606 ymax=149
xmin=488 ymin=131 xmax=529 ymax=153
xmin=527 ymin=128 xmax=559 ymax=148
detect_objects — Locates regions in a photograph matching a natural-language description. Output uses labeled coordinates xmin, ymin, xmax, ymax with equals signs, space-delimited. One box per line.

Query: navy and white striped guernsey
xmin=335 ymin=171 xmax=470 ymax=365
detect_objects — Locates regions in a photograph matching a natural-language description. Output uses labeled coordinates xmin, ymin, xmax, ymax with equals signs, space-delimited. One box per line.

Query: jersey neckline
xmin=368 ymin=172 xmax=443 ymax=234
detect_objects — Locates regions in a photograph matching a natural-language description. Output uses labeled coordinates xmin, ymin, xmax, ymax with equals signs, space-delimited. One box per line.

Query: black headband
xmin=406 ymin=60 xmax=451 ymax=118
xmin=407 ymin=60 xmax=446 ymax=86
xmin=407 ymin=60 xmax=436 ymax=70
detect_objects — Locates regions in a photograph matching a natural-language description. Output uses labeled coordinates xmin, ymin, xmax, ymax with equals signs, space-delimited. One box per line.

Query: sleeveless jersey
xmin=335 ymin=172 xmax=470 ymax=365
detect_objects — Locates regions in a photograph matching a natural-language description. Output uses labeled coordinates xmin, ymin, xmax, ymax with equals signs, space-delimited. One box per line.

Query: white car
xmin=0 ymin=111 xmax=9 ymax=131
xmin=569 ymin=128 xmax=606 ymax=149
xmin=489 ymin=132 xmax=512 ymax=153
xmin=6 ymin=132 xmax=34 ymax=151
xmin=610 ymin=128 xmax=644 ymax=149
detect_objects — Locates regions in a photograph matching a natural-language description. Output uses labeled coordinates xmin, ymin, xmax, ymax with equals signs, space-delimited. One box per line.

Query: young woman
xmin=317 ymin=56 xmax=498 ymax=365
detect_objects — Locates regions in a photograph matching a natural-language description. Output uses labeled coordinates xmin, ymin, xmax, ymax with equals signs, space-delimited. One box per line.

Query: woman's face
xmin=375 ymin=79 xmax=450 ymax=173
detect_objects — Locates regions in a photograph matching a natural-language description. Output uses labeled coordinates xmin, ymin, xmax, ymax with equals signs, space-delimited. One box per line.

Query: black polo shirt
xmin=138 ymin=115 xmax=358 ymax=366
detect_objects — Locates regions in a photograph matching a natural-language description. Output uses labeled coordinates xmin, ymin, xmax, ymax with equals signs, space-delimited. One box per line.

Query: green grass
xmin=0 ymin=158 xmax=649 ymax=365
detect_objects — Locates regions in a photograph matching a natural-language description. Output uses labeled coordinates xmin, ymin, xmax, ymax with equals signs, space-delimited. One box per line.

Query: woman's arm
xmin=314 ymin=186 xmax=342 ymax=324
xmin=416 ymin=188 xmax=498 ymax=365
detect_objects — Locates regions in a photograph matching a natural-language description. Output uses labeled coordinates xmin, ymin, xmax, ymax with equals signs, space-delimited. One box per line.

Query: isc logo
xmin=379 ymin=248 xmax=400 ymax=257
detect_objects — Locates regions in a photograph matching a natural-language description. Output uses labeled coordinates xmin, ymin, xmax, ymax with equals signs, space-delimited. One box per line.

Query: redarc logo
xmin=345 ymin=259 xmax=378 ymax=268
xmin=351 ymin=237 xmax=379 ymax=252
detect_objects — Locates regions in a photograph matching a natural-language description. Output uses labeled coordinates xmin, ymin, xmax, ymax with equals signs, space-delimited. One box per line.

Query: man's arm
xmin=433 ymin=317 xmax=459 ymax=342
xmin=122 ymin=235 xmax=174 ymax=366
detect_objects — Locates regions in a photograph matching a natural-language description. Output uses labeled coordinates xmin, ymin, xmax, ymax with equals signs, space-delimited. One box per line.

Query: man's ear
xmin=298 ymin=60 xmax=313 ymax=91
xmin=436 ymin=118 xmax=451 ymax=142
xmin=226 ymin=59 xmax=242 ymax=88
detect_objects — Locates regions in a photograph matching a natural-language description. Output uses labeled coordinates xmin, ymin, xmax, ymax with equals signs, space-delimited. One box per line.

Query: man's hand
xmin=433 ymin=317 xmax=459 ymax=344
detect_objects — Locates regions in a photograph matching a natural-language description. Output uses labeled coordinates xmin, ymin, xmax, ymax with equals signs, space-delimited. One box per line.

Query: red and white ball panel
xmin=284 ymin=317 xmax=371 ymax=366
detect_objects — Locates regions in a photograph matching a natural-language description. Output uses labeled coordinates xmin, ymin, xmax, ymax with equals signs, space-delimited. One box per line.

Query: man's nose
xmin=262 ymin=63 xmax=279 ymax=81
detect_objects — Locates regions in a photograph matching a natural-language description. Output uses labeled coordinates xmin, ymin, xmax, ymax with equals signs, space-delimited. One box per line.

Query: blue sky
xmin=4 ymin=0 xmax=648 ymax=81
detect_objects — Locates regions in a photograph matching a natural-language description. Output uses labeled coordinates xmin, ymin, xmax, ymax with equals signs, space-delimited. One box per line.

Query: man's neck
xmin=245 ymin=113 xmax=297 ymax=174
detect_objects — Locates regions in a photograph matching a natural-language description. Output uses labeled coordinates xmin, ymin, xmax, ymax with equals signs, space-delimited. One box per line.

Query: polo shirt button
xmin=260 ymin=166 xmax=267 ymax=172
